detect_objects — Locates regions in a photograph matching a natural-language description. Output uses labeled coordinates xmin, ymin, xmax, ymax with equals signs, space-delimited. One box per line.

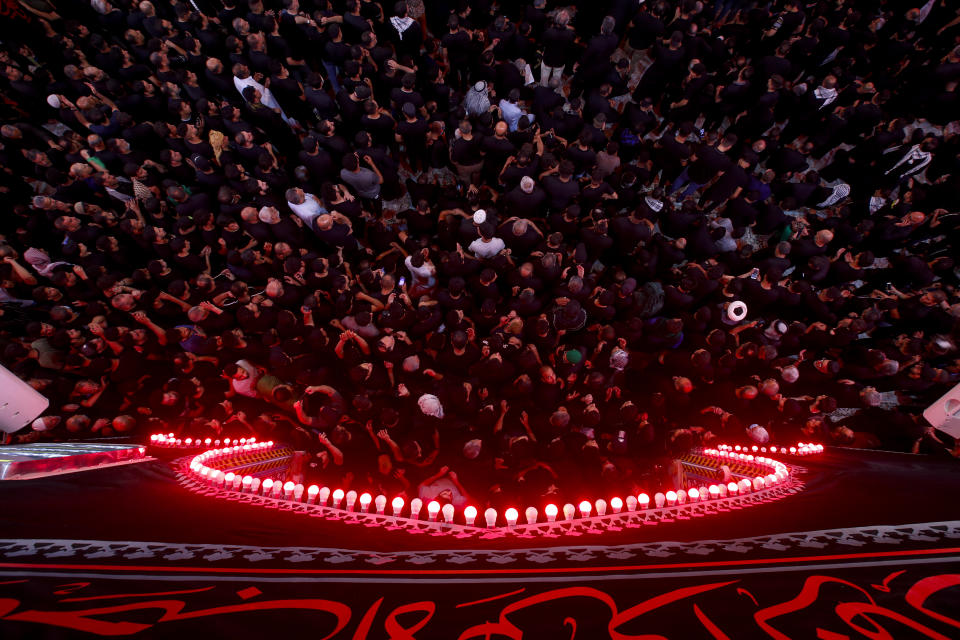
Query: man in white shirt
xmin=469 ymin=222 xmax=506 ymax=258
xmin=285 ymin=187 xmax=325 ymax=227
xmin=233 ymin=63 xmax=295 ymax=125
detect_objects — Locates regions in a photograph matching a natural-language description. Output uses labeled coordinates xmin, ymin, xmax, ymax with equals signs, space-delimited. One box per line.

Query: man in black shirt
xmin=450 ymin=121 xmax=484 ymax=185
xmin=540 ymin=10 xmax=576 ymax=86
xmin=396 ymin=103 xmax=429 ymax=171
xmin=542 ymin=161 xmax=581 ymax=211
xmin=671 ymin=133 xmax=736 ymax=199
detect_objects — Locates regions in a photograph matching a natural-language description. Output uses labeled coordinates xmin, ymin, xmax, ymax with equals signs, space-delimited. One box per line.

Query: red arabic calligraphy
xmin=0 ymin=571 xmax=956 ymax=638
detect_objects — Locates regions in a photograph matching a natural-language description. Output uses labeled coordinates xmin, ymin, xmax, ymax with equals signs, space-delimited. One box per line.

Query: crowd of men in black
xmin=1 ymin=0 xmax=959 ymax=509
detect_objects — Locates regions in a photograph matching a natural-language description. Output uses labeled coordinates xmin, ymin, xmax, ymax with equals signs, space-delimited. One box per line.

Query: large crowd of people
xmin=1 ymin=0 xmax=959 ymax=510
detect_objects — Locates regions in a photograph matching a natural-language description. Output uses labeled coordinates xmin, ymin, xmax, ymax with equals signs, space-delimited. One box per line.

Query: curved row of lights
xmin=150 ymin=433 xmax=257 ymax=449
xmin=717 ymin=443 xmax=823 ymax=456
xmin=182 ymin=441 xmax=817 ymax=532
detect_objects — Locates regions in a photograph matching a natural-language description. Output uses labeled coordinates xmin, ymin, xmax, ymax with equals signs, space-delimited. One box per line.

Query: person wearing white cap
xmin=32 ymin=416 xmax=61 ymax=431
xmin=418 ymin=393 xmax=444 ymax=419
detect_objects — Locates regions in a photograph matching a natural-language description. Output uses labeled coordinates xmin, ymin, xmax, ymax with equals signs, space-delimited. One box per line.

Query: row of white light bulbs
xmin=717 ymin=443 xmax=824 ymax=455
xmin=151 ymin=434 xmax=256 ymax=448
xmin=189 ymin=444 xmax=791 ymax=528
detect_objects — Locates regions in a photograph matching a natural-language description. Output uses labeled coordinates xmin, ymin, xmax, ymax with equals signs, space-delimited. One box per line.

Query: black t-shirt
xmin=441 ymin=30 xmax=472 ymax=64
xmin=451 ymin=135 xmax=484 ymax=165
xmin=298 ymin=148 xmax=335 ymax=183
xmin=688 ymin=144 xmax=732 ymax=184
xmin=359 ymin=113 xmax=397 ymax=148
xmin=314 ymin=221 xmax=356 ymax=249
xmin=397 ymin=117 xmax=429 ymax=148
xmin=542 ymin=26 xmax=577 ymax=67
xmin=542 ymin=175 xmax=581 ymax=210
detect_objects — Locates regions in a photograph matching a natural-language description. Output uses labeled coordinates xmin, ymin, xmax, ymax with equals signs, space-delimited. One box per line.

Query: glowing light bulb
xmin=318 ymin=486 xmax=330 ymax=506
xmin=464 ymin=505 xmax=478 ymax=525
xmin=375 ymin=495 xmax=387 ymax=514
xmin=665 ymin=491 xmax=677 ymax=506
xmin=638 ymin=493 xmax=650 ymax=509
xmin=727 ymin=482 xmax=739 ymax=495
xmin=734 ymin=445 xmax=741 ymax=451
xmin=709 ymin=485 xmax=719 ymax=499
xmin=442 ymin=503 xmax=454 ymax=523
xmin=753 ymin=477 xmax=764 ymax=491
xmin=345 ymin=490 xmax=357 ymax=511
xmin=789 ymin=447 xmax=797 ymax=454
xmin=563 ymin=504 xmax=575 ymax=521
xmin=610 ymin=497 xmax=623 ymax=513
xmin=205 ymin=438 xmax=212 ymax=445
xmin=545 ymin=503 xmax=558 ymax=522
xmin=391 ymin=496 xmax=404 ymax=516
xmin=307 ymin=485 xmax=319 ymax=503
xmin=241 ymin=476 xmax=253 ymax=492
xmin=595 ymin=499 xmax=607 ymax=516
xmin=525 ymin=506 xmax=538 ymax=524
xmin=262 ymin=478 xmax=274 ymax=494
xmin=688 ymin=488 xmax=699 ymax=501
xmin=505 ymin=508 xmax=518 ymax=527
xmin=484 ymin=508 xmax=498 ymax=528
xmin=579 ymin=500 xmax=592 ymax=518
xmin=655 ymin=492 xmax=666 ymax=508
xmin=332 ymin=488 xmax=345 ymax=508
xmin=224 ymin=438 xmax=230 ymax=445
xmin=224 ymin=472 xmax=236 ymax=486
xmin=359 ymin=493 xmax=372 ymax=512
xmin=427 ymin=500 xmax=441 ymax=521
xmin=409 ymin=498 xmax=422 ymax=519
xmin=283 ymin=481 xmax=295 ymax=498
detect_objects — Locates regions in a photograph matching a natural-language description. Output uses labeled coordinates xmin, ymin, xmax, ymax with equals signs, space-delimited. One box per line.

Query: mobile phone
xmin=398 ymin=276 xmax=406 ymax=287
